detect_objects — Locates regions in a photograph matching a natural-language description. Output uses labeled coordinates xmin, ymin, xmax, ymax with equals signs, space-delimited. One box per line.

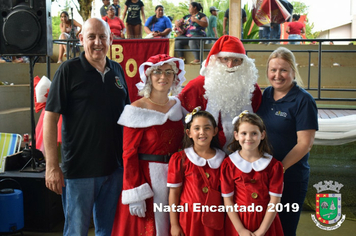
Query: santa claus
xmin=179 ymin=35 xmax=261 ymax=151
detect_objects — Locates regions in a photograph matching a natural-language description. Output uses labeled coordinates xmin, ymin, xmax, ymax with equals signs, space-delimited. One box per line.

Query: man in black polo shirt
xmin=44 ymin=18 xmax=130 ymax=236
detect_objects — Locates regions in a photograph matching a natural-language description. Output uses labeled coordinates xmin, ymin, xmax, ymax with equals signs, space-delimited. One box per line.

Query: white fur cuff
xmin=121 ymin=183 xmax=154 ymax=205
xmin=222 ymin=191 xmax=234 ymax=198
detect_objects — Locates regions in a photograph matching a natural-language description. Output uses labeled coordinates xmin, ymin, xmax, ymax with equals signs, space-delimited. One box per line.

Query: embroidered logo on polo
xmin=274 ymin=111 xmax=287 ymax=117
xmin=115 ymin=76 xmax=123 ymax=89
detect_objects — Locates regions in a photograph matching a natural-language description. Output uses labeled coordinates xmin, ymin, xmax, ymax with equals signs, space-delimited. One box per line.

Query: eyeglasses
xmin=152 ymin=70 xmax=175 ymax=76
xmin=218 ymin=57 xmax=243 ymax=66
xmin=108 ymin=8 xmax=115 ymax=11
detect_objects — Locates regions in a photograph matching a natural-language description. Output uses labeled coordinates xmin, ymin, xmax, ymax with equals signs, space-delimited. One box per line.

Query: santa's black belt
xmin=138 ymin=154 xmax=170 ymax=163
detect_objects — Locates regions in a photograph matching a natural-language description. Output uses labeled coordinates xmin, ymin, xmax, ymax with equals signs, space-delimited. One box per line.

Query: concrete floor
xmin=19 ymin=211 xmax=355 ymax=236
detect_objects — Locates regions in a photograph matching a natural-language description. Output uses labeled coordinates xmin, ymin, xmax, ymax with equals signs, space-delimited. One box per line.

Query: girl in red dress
xmin=168 ymin=107 xmax=226 ymax=236
xmin=221 ymin=111 xmax=284 ymax=236
xmin=111 ymin=54 xmax=186 ymax=236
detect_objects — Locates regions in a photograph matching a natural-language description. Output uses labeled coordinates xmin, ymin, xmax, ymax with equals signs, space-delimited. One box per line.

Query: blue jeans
xmin=289 ymin=34 xmax=302 ymax=44
xmin=270 ymin=23 xmax=281 ymax=43
xmin=175 ymin=35 xmax=201 ymax=60
xmin=62 ymin=167 xmax=123 ymax=236
xmin=259 ymin=27 xmax=270 ymax=40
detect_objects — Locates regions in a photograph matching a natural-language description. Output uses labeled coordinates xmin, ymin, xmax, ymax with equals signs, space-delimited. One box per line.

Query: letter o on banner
xmin=126 ymin=58 xmax=137 ymax=78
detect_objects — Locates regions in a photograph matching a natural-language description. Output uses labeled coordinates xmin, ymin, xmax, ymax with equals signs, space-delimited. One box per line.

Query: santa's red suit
xmin=179 ymin=35 xmax=262 ymax=149
xmin=179 ymin=76 xmax=261 ymax=148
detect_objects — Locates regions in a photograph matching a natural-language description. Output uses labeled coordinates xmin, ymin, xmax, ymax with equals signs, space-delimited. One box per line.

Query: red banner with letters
xmin=252 ymin=0 xmax=292 ymax=26
xmin=108 ymin=39 xmax=170 ymax=102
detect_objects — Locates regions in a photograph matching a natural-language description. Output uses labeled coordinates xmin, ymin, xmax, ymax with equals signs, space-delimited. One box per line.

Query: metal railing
xmin=52 ymin=38 xmax=81 ymax=59
xmin=174 ymin=37 xmax=356 ymax=103
xmin=47 ymin=37 xmax=356 ymax=104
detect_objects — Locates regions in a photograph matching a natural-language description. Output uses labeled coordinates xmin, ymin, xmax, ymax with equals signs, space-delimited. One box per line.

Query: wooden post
xmin=230 ymin=0 xmax=242 ymax=38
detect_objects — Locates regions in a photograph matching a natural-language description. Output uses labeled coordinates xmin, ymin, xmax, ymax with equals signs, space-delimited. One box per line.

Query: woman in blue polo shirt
xmin=144 ymin=5 xmax=172 ymax=38
xmin=257 ymin=47 xmax=318 ymax=236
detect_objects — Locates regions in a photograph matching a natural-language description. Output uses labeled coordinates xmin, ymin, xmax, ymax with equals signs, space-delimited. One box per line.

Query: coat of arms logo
xmin=311 ymin=180 xmax=346 ymax=230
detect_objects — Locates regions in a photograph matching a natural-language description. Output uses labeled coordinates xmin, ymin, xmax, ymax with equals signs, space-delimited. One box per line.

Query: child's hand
xmin=253 ymin=228 xmax=265 ymax=236
xmin=171 ymin=224 xmax=184 ymax=236
xmin=238 ymin=228 xmax=256 ymax=236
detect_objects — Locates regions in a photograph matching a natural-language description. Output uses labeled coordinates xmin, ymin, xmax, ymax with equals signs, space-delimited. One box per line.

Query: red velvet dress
xmin=111 ymin=97 xmax=184 ymax=236
xmin=178 ymin=75 xmax=262 ymax=148
xmin=167 ymin=147 xmax=226 ymax=236
xmin=220 ymin=152 xmax=284 ymax=236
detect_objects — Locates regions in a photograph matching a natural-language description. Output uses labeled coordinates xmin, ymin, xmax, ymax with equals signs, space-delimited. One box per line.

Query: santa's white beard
xmin=202 ymin=56 xmax=259 ymax=148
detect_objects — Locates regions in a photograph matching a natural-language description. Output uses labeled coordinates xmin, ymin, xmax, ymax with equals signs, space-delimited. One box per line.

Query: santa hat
xmin=137 ymin=54 xmax=186 ymax=90
xmin=201 ymin=36 xmax=247 ymax=74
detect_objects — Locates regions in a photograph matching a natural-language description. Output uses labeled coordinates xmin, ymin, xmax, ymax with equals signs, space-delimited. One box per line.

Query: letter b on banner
xmin=0 ymin=0 xmax=53 ymax=56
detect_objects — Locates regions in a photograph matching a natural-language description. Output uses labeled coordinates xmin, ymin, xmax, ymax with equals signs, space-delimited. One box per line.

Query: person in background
xmin=168 ymin=107 xmax=225 ymax=236
xmin=57 ymin=11 xmax=82 ymax=64
xmin=223 ymin=8 xmax=246 ymax=38
xmin=44 ymin=18 xmax=130 ymax=236
xmin=112 ymin=0 xmax=121 ymax=17
xmin=221 ymin=111 xmax=284 ymax=236
xmin=103 ymin=5 xmax=126 ymax=39
xmin=174 ymin=2 xmax=208 ymax=65
xmin=258 ymin=25 xmax=270 ymax=44
xmin=111 ymin=54 xmax=186 ymax=236
xmin=179 ymin=35 xmax=262 ymax=152
xmin=206 ymin=6 xmax=219 ymax=44
xmin=257 ymin=47 xmax=318 ymax=236
xmin=100 ymin=0 xmax=111 ymax=17
xmin=0 ymin=56 xmax=24 ymax=63
xmin=286 ymin=14 xmax=305 ymax=45
xmin=144 ymin=5 xmax=172 ymax=38
xmin=270 ymin=23 xmax=281 ymax=44
xmin=122 ymin=0 xmax=145 ymax=38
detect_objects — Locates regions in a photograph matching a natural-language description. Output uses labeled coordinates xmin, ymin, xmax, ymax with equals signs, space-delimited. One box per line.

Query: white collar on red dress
xmin=117 ymin=96 xmax=183 ymax=128
xmin=184 ymin=147 xmax=225 ymax=169
xmin=229 ymin=151 xmax=272 ymax=173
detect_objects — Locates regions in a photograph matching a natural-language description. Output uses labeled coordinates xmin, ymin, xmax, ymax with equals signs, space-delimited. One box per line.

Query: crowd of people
xmin=42 ymin=6 xmax=319 ymax=234
xmin=51 ymin=1 xmax=312 ymax=65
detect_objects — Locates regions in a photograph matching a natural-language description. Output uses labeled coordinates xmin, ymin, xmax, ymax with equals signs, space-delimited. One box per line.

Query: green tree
xmin=52 ymin=0 xmax=93 ymax=21
xmin=52 ymin=14 xmax=61 ymax=39
xmin=243 ymin=5 xmax=259 ymax=42
xmin=290 ymin=1 xmax=320 ymax=39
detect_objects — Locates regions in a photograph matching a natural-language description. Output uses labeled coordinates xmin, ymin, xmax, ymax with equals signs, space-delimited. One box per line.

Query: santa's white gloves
xmin=129 ymin=200 xmax=146 ymax=218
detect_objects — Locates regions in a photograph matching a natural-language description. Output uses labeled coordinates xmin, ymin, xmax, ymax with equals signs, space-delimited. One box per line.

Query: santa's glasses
xmin=218 ymin=57 xmax=243 ymax=67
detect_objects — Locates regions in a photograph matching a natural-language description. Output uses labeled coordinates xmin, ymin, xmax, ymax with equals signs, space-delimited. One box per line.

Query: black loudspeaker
xmin=0 ymin=0 xmax=53 ymax=56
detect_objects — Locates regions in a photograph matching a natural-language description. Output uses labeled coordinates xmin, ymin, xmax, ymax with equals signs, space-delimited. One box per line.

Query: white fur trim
xmin=184 ymin=147 xmax=225 ymax=169
xmin=121 ymin=183 xmax=154 ymax=204
xmin=167 ymin=182 xmax=182 ymax=188
xmin=215 ymin=52 xmax=247 ymax=60
xmin=149 ymin=162 xmax=170 ymax=236
xmin=269 ymin=191 xmax=282 ymax=197
xmin=229 ymin=152 xmax=273 ymax=173
xmin=117 ymin=97 xmax=183 ymax=127
xmin=222 ymin=192 xmax=234 ymax=198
